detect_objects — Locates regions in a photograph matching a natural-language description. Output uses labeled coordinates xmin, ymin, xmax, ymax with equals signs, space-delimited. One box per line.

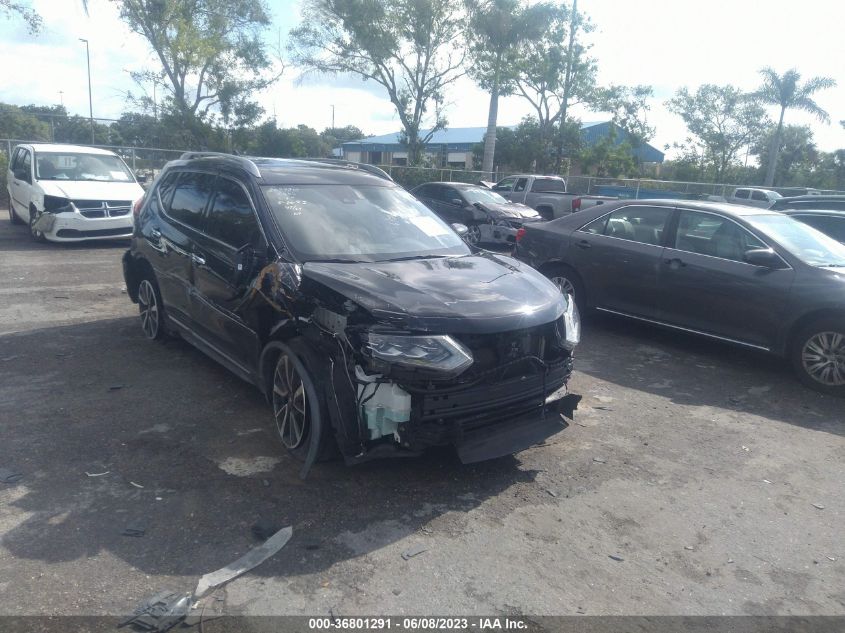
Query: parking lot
xmin=0 ymin=212 xmax=842 ymax=618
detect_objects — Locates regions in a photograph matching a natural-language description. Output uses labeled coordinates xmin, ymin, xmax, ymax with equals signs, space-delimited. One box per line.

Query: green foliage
xmin=289 ymin=0 xmax=465 ymax=165
xmin=0 ymin=0 xmax=42 ymax=33
xmin=577 ymin=129 xmax=636 ymax=178
xmin=593 ymin=85 xmax=655 ymax=147
xmin=667 ymin=84 xmax=768 ymax=182
xmin=114 ymin=0 xmax=279 ymax=141
xmin=0 ymin=149 xmax=8 ymax=204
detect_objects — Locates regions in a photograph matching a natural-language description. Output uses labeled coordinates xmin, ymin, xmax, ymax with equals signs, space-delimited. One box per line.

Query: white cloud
xmin=1 ymin=0 xmax=843 ymax=158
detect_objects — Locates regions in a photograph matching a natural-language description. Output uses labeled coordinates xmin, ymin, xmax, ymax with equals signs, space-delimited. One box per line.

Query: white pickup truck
xmin=491 ymin=175 xmax=615 ymax=219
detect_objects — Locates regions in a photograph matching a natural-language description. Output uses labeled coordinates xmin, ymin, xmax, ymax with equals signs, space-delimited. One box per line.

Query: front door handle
xmin=664 ymin=257 xmax=687 ymax=268
xmin=576 ymin=239 xmax=592 ymax=249
xmin=150 ymin=228 xmax=161 ymax=241
xmin=192 ymin=253 xmax=206 ymax=266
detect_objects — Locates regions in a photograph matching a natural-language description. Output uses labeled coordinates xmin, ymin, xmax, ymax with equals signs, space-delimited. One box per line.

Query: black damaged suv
xmin=123 ymin=153 xmax=580 ymax=474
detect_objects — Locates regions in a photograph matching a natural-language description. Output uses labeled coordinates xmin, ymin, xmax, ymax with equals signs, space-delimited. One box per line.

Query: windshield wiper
xmin=379 ymin=254 xmax=451 ymax=262
xmin=308 ymin=258 xmax=368 ymax=264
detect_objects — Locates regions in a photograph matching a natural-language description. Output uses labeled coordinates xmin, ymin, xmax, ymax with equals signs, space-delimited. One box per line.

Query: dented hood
xmin=301 ymin=253 xmax=566 ymax=334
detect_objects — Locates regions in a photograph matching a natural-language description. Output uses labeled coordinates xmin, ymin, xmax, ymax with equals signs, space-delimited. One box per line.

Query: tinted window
xmin=581 ymin=215 xmax=609 ymax=235
xmin=156 ymin=172 xmax=178 ymax=208
xmin=167 ymin=172 xmax=215 ymax=230
xmin=531 ymin=178 xmax=566 ymax=193
xmin=10 ymin=148 xmax=22 ymax=171
xmin=20 ymin=151 xmax=32 ymax=183
xmin=794 ymin=215 xmax=845 ymax=243
xmin=751 ymin=190 xmax=768 ymax=202
xmin=442 ymin=187 xmax=462 ymax=204
xmin=674 ymin=210 xmax=766 ymax=262
xmin=734 ymin=189 xmax=749 ymax=199
xmin=514 ymin=178 xmax=528 ymax=192
xmin=414 ymin=184 xmax=434 ymax=199
xmin=600 ymin=206 xmax=671 ymax=245
xmin=205 ymin=178 xmax=260 ymax=248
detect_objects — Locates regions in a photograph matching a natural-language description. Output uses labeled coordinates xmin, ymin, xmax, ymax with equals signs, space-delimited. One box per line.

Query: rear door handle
xmin=664 ymin=257 xmax=687 ymax=268
xmin=576 ymin=239 xmax=592 ymax=249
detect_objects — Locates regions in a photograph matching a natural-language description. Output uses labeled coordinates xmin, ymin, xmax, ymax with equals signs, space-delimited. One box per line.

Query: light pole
xmin=79 ymin=38 xmax=94 ymax=144
xmin=58 ymin=91 xmax=64 ymax=107
xmin=331 ymin=104 xmax=335 ymax=130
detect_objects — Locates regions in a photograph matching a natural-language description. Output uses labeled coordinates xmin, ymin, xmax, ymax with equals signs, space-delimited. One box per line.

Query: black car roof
xmin=170 ymin=153 xmax=394 ymax=186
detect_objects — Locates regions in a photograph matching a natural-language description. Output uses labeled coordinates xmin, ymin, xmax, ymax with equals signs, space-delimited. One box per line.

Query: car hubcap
xmin=551 ymin=276 xmax=575 ymax=297
xmin=802 ymin=331 xmax=845 ymax=387
xmin=30 ymin=213 xmax=42 ymax=238
xmin=138 ymin=280 xmax=160 ymax=339
xmin=272 ymin=354 xmax=308 ymax=449
xmin=467 ymin=225 xmax=481 ymax=245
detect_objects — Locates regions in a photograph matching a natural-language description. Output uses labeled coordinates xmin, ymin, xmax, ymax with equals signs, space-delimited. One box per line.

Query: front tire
xmin=29 ymin=207 xmax=46 ymax=242
xmin=465 ymin=223 xmax=482 ymax=246
xmin=137 ymin=276 xmax=166 ymax=341
xmin=791 ymin=319 xmax=845 ymax=396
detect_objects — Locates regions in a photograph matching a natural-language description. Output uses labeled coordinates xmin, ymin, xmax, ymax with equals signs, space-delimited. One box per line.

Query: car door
xmin=9 ymin=148 xmax=33 ymax=219
xmin=437 ymin=186 xmax=469 ymax=225
xmin=569 ymin=204 xmax=673 ymax=317
xmin=750 ymin=190 xmax=770 ymax=208
xmin=492 ymin=177 xmax=518 ymax=202
xmin=189 ymin=175 xmax=266 ymax=371
xmin=147 ymin=170 xmax=215 ymax=326
xmin=657 ymin=208 xmax=795 ymax=348
xmin=732 ymin=189 xmax=749 ymax=205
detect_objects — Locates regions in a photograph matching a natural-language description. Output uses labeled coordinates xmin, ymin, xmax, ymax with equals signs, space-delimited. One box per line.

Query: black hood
xmin=476 ymin=201 xmax=541 ymax=220
xmin=301 ymin=253 xmax=565 ymax=334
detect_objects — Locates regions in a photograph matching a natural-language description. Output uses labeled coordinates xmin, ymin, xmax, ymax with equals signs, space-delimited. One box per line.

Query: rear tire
xmin=465 ymin=223 xmax=482 ymax=246
xmin=543 ymin=264 xmax=586 ymax=312
xmin=790 ymin=318 xmax=845 ymax=396
xmin=137 ymin=274 xmax=167 ymax=341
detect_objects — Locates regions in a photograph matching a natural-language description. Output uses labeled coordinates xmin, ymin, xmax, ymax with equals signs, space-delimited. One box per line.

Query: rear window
xmin=734 ymin=189 xmax=749 ymax=199
xmin=531 ymin=178 xmax=566 ymax=193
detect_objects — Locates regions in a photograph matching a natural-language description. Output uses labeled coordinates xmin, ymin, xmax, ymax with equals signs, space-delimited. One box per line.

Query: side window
xmin=580 ymin=214 xmax=609 ymax=235
xmin=9 ymin=148 xmax=22 ymax=171
xmin=796 ymin=215 xmax=845 ymax=243
xmin=414 ymin=184 xmax=432 ymax=199
xmin=734 ymin=189 xmax=749 ymax=199
xmin=442 ymin=187 xmax=462 ymax=204
xmin=514 ymin=178 xmax=528 ymax=192
xmin=601 ymin=206 xmax=671 ymax=245
xmin=20 ymin=151 xmax=32 ymax=183
xmin=166 ymin=172 xmax=215 ymax=230
xmin=205 ymin=178 xmax=260 ymax=248
xmin=674 ymin=210 xmax=766 ymax=262
xmin=493 ymin=177 xmax=516 ymax=192
xmin=531 ymin=178 xmax=565 ymax=193
xmin=155 ymin=171 xmax=178 ymax=208
xmin=751 ymin=190 xmax=768 ymax=202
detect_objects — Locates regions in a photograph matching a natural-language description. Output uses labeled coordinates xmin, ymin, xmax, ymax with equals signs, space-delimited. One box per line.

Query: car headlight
xmin=556 ymin=294 xmax=580 ymax=350
xmin=365 ymin=333 xmax=473 ymax=375
xmin=43 ymin=195 xmax=74 ymax=213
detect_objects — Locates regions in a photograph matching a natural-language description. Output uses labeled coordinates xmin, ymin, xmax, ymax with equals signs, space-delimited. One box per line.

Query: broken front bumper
xmin=33 ymin=211 xmax=133 ymax=242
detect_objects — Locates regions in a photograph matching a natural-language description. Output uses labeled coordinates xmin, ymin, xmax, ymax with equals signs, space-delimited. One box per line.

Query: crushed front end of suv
xmin=122 ymin=154 xmax=580 ymax=474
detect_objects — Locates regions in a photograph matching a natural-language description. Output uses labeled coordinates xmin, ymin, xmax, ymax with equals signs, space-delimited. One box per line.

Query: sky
xmin=1 ymin=0 xmax=844 ymax=159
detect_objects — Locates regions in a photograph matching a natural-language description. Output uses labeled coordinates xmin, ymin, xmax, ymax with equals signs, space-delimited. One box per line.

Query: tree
xmin=751 ymin=125 xmax=817 ymax=187
xmin=1 ymin=0 xmax=42 ymax=33
xmin=289 ymin=0 xmax=466 ymax=165
xmin=667 ymin=84 xmax=768 ymax=182
xmin=0 ymin=103 xmax=50 ymax=140
xmin=577 ymin=130 xmax=636 ymax=178
xmin=465 ymin=0 xmax=549 ymax=178
xmin=751 ymin=67 xmax=836 ymax=187
xmin=114 ymin=0 xmax=280 ymax=143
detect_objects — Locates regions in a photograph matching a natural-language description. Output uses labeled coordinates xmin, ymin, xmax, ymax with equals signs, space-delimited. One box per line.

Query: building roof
xmin=342 ymin=122 xmax=665 ymax=163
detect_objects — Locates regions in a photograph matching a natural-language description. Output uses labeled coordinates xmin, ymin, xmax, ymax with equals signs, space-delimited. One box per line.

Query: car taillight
xmin=132 ymin=195 xmax=145 ymax=219
xmin=572 ymin=197 xmax=582 ymax=212
xmin=515 ymin=228 xmax=526 ymax=242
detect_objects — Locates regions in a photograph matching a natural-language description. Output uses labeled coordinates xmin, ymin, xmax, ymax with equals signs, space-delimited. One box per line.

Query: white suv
xmin=728 ymin=187 xmax=782 ymax=208
xmin=7 ymin=143 xmax=144 ymax=242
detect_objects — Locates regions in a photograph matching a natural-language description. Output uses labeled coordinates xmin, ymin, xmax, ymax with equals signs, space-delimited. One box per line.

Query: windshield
xmin=461 ymin=187 xmax=509 ymax=205
xmin=34 ymin=151 xmax=135 ymax=182
xmin=747 ymin=214 xmax=845 ymax=267
xmin=262 ymin=184 xmax=471 ymax=263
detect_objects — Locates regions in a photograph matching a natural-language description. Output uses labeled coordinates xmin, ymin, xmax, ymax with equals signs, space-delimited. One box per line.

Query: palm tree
xmin=752 ymin=68 xmax=836 ymax=187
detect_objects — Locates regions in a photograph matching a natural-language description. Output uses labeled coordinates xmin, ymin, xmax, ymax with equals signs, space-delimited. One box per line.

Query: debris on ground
xmin=1 ymin=355 xmax=20 ymax=362
xmin=109 ymin=385 xmax=124 ymax=391
xmin=401 ymin=544 xmax=428 ymax=560
xmin=812 ymin=503 xmax=825 ymax=510
xmin=763 ymin=479 xmax=772 ymax=484
xmin=684 ymin=546 xmax=695 ymax=551
xmin=119 ymin=590 xmax=190 ymax=632
xmin=193 ymin=526 xmax=293 ymax=600
xmin=608 ymin=554 xmax=624 ymax=562
xmin=545 ymin=488 xmax=559 ymax=497
xmin=85 ymin=471 xmax=110 ymax=477
xmin=592 ymin=457 xmax=607 ymax=464
xmin=130 ymin=481 xmax=144 ymax=489
xmin=741 ymin=446 xmax=750 ymax=452
xmin=0 ymin=468 xmax=23 ymax=484
xmin=122 ymin=522 xmax=146 ymax=538
xmin=251 ymin=518 xmax=281 ymax=541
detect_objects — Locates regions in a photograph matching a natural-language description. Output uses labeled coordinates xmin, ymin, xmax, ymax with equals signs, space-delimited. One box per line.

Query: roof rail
xmin=296 ymin=158 xmax=393 ymax=182
xmin=178 ymin=151 xmax=261 ymax=178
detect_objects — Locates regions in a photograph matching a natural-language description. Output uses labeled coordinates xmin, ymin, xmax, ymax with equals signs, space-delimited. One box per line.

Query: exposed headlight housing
xmin=556 ymin=294 xmax=580 ymax=350
xmin=365 ymin=333 xmax=473 ymax=376
xmin=43 ymin=195 xmax=74 ymax=213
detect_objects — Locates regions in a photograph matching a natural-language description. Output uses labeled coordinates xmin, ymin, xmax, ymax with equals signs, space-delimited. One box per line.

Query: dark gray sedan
xmin=515 ymin=199 xmax=845 ymax=395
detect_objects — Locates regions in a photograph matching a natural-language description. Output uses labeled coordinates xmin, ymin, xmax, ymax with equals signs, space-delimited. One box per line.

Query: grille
xmin=72 ymin=200 xmax=132 ymax=219
xmin=56 ymin=227 xmax=133 ymax=238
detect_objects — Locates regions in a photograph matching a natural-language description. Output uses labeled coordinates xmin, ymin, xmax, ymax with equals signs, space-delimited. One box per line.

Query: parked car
xmin=515 ymin=199 xmax=845 ymax=395
xmin=770 ymin=194 xmax=845 ymax=212
xmin=781 ymin=209 xmax=845 ymax=244
xmin=123 ymin=153 xmax=581 ymax=472
xmin=410 ymin=181 xmax=541 ymax=246
xmin=727 ymin=187 xmax=782 ymax=208
xmin=492 ymin=174 xmax=614 ymax=219
xmin=7 ymin=143 xmax=144 ymax=242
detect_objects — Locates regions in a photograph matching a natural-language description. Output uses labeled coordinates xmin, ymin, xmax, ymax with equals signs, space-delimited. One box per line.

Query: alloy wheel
xmin=801 ymin=331 xmax=845 ymax=387
xmin=466 ymin=224 xmax=481 ymax=246
xmin=272 ymin=354 xmax=308 ymax=450
xmin=551 ymin=275 xmax=576 ymax=297
xmin=138 ymin=279 xmax=160 ymax=340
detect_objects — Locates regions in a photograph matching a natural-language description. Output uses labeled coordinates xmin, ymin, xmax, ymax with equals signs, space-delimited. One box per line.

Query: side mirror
xmin=136 ymin=173 xmax=148 ymax=184
xmin=744 ymin=248 xmax=783 ymax=268
xmin=451 ymin=198 xmax=464 ymax=206
xmin=451 ymin=223 xmax=469 ymax=237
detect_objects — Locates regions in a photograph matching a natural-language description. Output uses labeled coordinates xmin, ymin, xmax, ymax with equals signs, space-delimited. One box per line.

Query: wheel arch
xmin=783 ymin=308 xmax=845 ymax=356
xmin=535 ymin=205 xmax=555 ymax=221
xmin=123 ymin=254 xmax=154 ymax=304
